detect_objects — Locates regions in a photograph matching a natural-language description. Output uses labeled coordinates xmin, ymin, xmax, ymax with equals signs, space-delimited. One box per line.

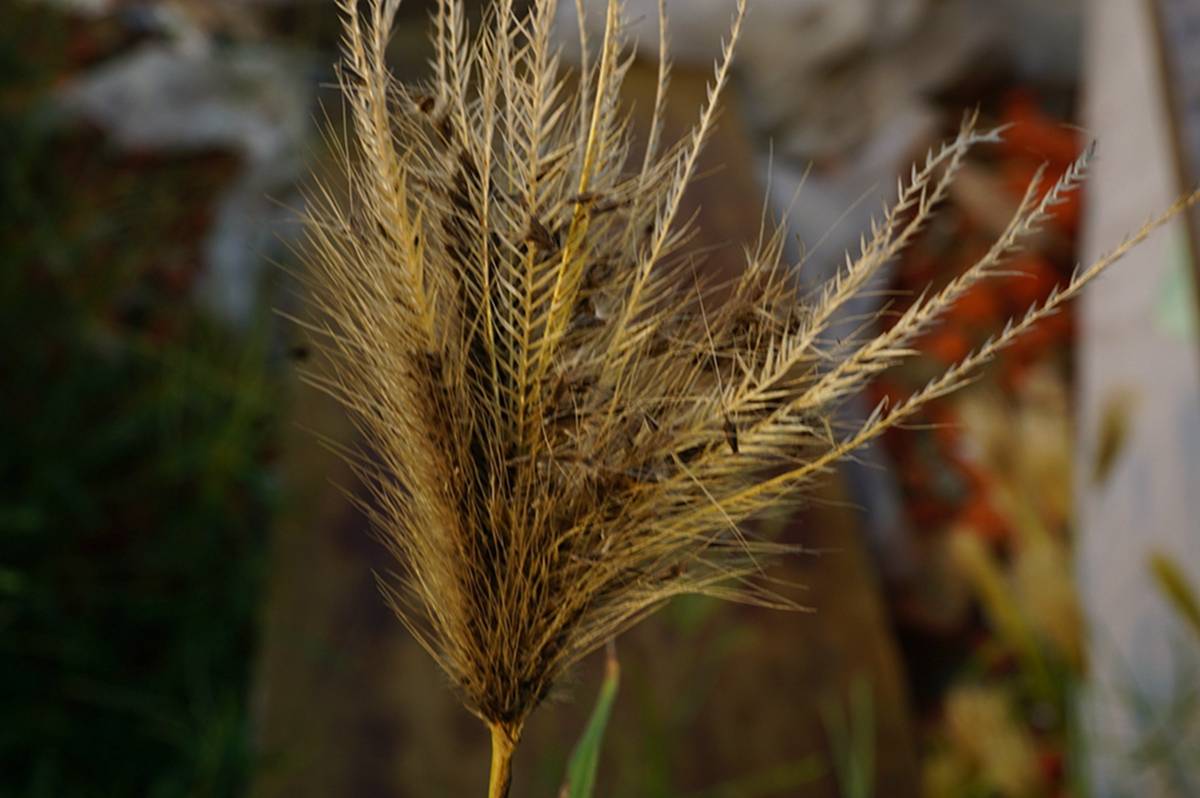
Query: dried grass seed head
xmin=299 ymin=0 xmax=1200 ymax=738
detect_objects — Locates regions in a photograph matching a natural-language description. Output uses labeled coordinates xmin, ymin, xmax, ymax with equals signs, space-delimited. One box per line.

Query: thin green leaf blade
xmin=1150 ymin=550 xmax=1200 ymax=642
xmin=562 ymin=644 xmax=620 ymax=798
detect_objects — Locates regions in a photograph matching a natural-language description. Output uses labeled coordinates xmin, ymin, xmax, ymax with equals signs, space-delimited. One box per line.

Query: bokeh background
xmin=4 ymin=1 xmax=1200 ymax=796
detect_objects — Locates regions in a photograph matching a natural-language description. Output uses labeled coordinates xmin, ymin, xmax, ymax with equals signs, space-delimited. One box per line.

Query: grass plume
xmin=296 ymin=0 xmax=1200 ymax=792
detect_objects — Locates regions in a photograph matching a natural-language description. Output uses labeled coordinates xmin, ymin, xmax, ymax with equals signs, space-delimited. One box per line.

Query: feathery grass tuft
xmin=296 ymin=0 xmax=1200 ymax=793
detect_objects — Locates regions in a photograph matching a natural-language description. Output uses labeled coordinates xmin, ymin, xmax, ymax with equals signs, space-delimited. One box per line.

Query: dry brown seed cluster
xmin=297 ymin=1 xmax=1199 ymax=794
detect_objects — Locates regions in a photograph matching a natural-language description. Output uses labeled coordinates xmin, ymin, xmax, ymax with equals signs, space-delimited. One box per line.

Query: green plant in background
xmin=560 ymin=642 xmax=620 ymax=798
xmin=821 ymin=677 xmax=876 ymax=798
xmin=1150 ymin=552 xmax=1200 ymax=644
xmin=1114 ymin=551 xmax=1200 ymax=794
xmin=557 ymin=633 xmax=824 ymax=798
xmin=0 ymin=8 xmax=279 ymax=794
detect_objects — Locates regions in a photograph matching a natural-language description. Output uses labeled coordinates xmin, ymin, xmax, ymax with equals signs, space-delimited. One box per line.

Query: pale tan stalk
xmin=487 ymin=723 xmax=519 ymax=798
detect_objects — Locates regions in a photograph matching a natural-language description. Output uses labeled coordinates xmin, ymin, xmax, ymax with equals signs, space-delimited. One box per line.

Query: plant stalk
xmin=488 ymin=723 xmax=517 ymax=798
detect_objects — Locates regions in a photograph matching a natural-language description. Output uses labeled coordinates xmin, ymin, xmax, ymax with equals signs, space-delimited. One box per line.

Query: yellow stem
xmin=487 ymin=723 xmax=517 ymax=798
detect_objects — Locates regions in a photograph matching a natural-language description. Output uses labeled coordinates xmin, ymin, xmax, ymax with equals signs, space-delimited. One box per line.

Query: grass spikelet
xmin=297 ymin=1 xmax=1200 ymax=792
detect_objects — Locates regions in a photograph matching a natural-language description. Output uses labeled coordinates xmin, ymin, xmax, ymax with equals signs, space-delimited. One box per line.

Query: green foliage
xmin=562 ymin=646 xmax=621 ymax=798
xmin=0 ymin=12 xmax=279 ymax=796
xmin=1151 ymin=552 xmax=1200 ymax=644
xmin=820 ymin=677 xmax=875 ymax=798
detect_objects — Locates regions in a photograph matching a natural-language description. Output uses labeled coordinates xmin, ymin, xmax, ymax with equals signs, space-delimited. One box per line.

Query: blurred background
xmin=4 ymin=0 xmax=1200 ymax=796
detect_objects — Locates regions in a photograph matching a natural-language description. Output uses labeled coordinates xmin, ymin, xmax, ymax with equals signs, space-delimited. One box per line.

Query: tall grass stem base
xmin=488 ymin=723 xmax=518 ymax=798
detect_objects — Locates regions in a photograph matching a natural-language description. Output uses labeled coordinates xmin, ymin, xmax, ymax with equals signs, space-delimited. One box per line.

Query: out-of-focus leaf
xmin=1092 ymin=389 xmax=1136 ymax=486
xmin=1150 ymin=551 xmax=1200 ymax=643
xmin=820 ymin=676 xmax=875 ymax=798
xmin=561 ymin=643 xmax=620 ymax=798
